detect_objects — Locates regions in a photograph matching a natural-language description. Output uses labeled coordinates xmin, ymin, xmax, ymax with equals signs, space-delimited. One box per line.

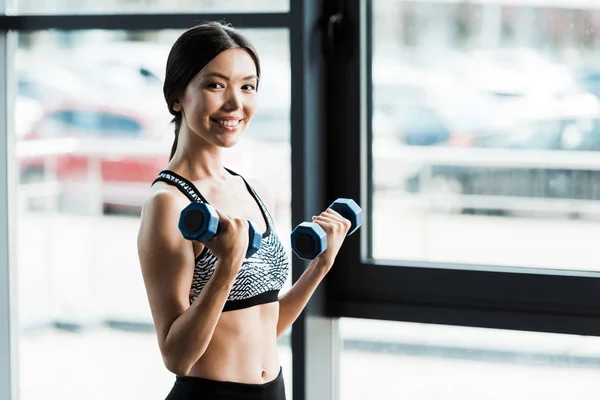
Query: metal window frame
xmin=0 ymin=13 xmax=292 ymax=30
xmin=289 ymin=1 xmax=341 ymax=399
xmin=0 ymin=5 xmax=19 ymax=399
xmin=324 ymin=0 xmax=600 ymax=338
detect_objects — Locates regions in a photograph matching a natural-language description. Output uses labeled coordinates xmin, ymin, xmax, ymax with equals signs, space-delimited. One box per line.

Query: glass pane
xmin=372 ymin=1 xmax=600 ymax=271
xmin=9 ymin=0 xmax=288 ymax=14
xmin=13 ymin=28 xmax=292 ymax=399
xmin=341 ymin=318 xmax=600 ymax=399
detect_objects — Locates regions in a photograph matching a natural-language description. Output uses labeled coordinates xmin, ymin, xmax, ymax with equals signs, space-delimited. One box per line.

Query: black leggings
xmin=165 ymin=368 xmax=287 ymax=400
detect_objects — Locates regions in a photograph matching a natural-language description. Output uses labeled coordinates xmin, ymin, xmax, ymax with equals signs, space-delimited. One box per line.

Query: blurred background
xmin=6 ymin=0 xmax=600 ymax=399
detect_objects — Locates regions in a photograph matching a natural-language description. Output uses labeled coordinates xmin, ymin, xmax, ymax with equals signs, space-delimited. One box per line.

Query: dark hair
xmin=163 ymin=21 xmax=261 ymax=160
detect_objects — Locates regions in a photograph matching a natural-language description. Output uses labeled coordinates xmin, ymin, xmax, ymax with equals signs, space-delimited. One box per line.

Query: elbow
xmin=163 ymin=353 xmax=193 ymax=376
xmin=162 ymin=340 xmax=208 ymax=376
xmin=160 ymin=329 xmax=210 ymax=376
xmin=162 ymin=342 xmax=197 ymax=376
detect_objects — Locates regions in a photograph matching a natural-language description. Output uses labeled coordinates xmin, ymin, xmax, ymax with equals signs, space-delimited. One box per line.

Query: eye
xmin=242 ymin=84 xmax=256 ymax=91
xmin=207 ymin=82 xmax=225 ymax=89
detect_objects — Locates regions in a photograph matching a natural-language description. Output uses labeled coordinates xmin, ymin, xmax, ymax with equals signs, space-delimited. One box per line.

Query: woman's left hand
xmin=311 ymin=208 xmax=352 ymax=269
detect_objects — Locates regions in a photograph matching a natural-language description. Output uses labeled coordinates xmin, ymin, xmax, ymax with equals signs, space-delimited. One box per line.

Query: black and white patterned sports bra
xmin=152 ymin=168 xmax=290 ymax=312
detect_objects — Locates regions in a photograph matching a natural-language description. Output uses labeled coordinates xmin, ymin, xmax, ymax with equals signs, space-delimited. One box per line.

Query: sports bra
xmin=152 ymin=168 xmax=290 ymax=312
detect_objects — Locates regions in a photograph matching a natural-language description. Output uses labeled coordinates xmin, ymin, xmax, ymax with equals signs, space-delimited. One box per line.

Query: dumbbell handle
xmin=208 ymin=221 xmax=261 ymax=259
xmin=179 ymin=203 xmax=261 ymax=259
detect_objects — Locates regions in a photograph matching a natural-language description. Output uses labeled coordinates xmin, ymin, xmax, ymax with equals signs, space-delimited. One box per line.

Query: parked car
xmin=373 ymin=57 xmax=511 ymax=147
xmin=18 ymin=98 xmax=174 ymax=213
xmin=405 ymin=111 xmax=600 ymax=215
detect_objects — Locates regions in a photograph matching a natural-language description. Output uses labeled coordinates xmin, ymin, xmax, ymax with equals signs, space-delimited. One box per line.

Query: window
xmin=371 ymin=0 xmax=600 ymax=270
xmin=340 ymin=318 xmax=600 ymax=400
xmin=324 ymin=0 xmax=600 ymax=339
xmin=12 ymin=28 xmax=292 ymax=399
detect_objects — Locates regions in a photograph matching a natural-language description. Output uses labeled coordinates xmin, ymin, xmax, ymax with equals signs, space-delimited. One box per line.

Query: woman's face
xmin=174 ymin=47 xmax=259 ymax=148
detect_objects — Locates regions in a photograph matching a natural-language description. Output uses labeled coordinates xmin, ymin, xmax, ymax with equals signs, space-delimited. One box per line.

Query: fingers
xmin=213 ymin=208 xmax=231 ymax=221
xmin=318 ymin=209 xmax=352 ymax=227
xmin=325 ymin=209 xmax=353 ymax=228
xmin=312 ymin=212 xmax=351 ymax=233
xmin=312 ymin=214 xmax=337 ymax=224
xmin=213 ymin=209 xmax=232 ymax=232
xmin=324 ymin=208 xmax=342 ymax=217
xmin=212 ymin=208 xmax=247 ymax=232
xmin=213 ymin=208 xmax=248 ymax=225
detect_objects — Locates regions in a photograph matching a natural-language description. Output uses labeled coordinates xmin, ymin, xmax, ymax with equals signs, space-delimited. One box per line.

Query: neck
xmin=167 ymin=127 xmax=228 ymax=182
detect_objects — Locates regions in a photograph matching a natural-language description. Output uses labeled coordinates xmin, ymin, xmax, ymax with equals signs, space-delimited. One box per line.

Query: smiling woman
xmin=136 ymin=21 xmax=351 ymax=400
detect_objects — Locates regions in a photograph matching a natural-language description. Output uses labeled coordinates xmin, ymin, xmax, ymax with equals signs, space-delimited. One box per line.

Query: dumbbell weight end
xmin=328 ymin=198 xmax=363 ymax=236
xmin=246 ymin=220 xmax=262 ymax=259
xmin=290 ymin=222 xmax=328 ymax=260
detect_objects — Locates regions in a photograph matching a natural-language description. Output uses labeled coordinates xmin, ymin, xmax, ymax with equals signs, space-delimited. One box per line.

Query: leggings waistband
xmin=167 ymin=367 xmax=286 ymax=400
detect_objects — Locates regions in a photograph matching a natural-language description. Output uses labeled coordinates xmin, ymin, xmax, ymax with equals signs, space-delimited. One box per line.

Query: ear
xmin=172 ymin=100 xmax=182 ymax=112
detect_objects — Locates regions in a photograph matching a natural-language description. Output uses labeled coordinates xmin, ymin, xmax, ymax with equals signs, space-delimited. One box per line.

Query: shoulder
xmin=138 ymin=183 xmax=197 ymax=274
xmin=139 ymin=183 xmax=190 ymax=240
xmin=142 ymin=182 xmax=186 ymax=217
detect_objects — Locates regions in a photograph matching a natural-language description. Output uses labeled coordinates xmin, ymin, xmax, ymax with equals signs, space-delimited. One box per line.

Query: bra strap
xmin=152 ymin=170 xmax=209 ymax=203
xmin=224 ymin=167 xmax=275 ymax=229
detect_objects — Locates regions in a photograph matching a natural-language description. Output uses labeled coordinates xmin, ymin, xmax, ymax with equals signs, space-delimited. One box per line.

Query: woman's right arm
xmin=137 ymin=190 xmax=245 ymax=376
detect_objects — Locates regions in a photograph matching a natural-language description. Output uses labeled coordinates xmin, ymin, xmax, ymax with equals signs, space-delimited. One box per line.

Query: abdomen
xmin=188 ymin=301 xmax=281 ymax=384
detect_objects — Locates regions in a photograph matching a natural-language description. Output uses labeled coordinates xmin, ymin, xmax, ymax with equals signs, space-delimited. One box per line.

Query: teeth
xmin=217 ymin=119 xmax=240 ymax=127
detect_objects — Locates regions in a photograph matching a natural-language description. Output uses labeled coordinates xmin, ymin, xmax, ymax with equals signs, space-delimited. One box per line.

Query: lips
xmin=211 ymin=118 xmax=243 ymax=128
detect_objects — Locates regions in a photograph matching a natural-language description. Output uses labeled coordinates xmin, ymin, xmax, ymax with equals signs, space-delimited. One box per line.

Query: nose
xmin=223 ymin=87 xmax=242 ymax=111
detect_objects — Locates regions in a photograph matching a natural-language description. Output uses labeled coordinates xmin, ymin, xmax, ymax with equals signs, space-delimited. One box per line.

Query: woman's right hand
xmin=202 ymin=209 xmax=250 ymax=279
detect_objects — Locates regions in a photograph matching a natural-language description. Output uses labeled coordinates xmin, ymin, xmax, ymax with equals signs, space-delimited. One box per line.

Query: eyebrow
xmin=203 ymin=72 xmax=258 ymax=81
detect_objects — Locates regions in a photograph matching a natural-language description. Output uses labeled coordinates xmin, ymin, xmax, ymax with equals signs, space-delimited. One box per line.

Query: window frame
xmin=1 ymin=13 xmax=292 ymax=30
xmin=324 ymin=0 xmax=600 ymax=338
xmin=0 ymin=5 xmax=19 ymax=398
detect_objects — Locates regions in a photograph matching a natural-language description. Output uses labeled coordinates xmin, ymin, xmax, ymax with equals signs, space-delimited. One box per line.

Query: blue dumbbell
xmin=290 ymin=198 xmax=363 ymax=260
xmin=178 ymin=202 xmax=262 ymax=259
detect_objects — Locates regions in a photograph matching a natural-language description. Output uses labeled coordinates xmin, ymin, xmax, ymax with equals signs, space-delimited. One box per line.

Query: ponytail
xmin=169 ymin=114 xmax=182 ymax=161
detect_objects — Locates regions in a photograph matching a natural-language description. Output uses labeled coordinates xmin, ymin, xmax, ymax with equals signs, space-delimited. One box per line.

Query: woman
xmin=137 ymin=21 xmax=352 ymax=400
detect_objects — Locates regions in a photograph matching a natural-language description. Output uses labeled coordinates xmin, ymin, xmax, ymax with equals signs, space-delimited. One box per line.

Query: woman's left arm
xmin=275 ymin=256 xmax=332 ymax=337
xmin=250 ymin=180 xmax=351 ymax=337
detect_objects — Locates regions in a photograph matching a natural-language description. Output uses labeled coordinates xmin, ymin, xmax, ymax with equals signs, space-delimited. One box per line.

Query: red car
xmin=18 ymin=100 xmax=241 ymax=214
xmin=18 ymin=100 xmax=171 ymax=213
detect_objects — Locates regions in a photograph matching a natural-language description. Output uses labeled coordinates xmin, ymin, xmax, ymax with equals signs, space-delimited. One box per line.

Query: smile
xmin=211 ymin=118 xmax=243 ymax=128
